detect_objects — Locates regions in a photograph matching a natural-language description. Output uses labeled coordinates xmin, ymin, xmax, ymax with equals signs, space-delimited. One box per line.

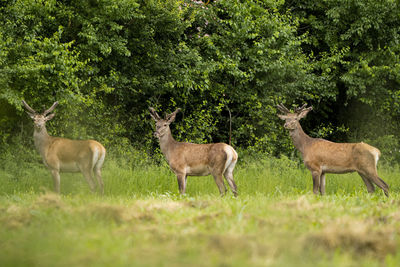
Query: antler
xmin=43 ymin=101 xmax=59 ymax=116
xmin=165 ymin=108 xmax=181 ymax=121
xmin=276 ymin=103 xmax=291 ymax=114
xmin=294 ymin=104 xmax=308 ymax=114
xmin=22 ymin=100 xmax=37 ymax=114
xmin=149 ymin=107 xmax=161 ymax=121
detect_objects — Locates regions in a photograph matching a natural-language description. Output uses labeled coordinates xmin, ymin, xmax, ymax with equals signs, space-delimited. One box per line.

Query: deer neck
xmin=289 ymin=122 xmax=312 ymax=156
xmin=33 ymin=126 xmax=52 ymax=159
xmin=158 ymin=127 xmax=177 ymax=163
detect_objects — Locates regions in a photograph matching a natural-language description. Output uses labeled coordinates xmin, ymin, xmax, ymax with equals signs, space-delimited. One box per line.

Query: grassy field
xmin=1 ymin=154 xmax=400 ymax=266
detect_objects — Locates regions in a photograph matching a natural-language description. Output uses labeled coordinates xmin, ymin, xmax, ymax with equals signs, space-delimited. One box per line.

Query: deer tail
xmin=223 ymin=145 xmax=238 ymax=174
xmin=93 ymin=144 xmax=106 ymax=171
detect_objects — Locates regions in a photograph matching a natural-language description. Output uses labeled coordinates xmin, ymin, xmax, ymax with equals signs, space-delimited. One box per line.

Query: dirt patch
xmin=304 ymin=218 xmax=397 ymax=258
xmin=68 ymin=199 xmax=184 ymax=224
xmin=185 ymin=200 xmax=211 ymax=209
xmin=1 ymin=205 xmax=32 ymax=229
xmin=389 ymin=210 xmax=400 ymax=223
xmin=33 ymin=192 xmax=64 ymax=209
xmin=87 ymin=203 xmax=128 ymax=223
xmin=146 ymin=201 xmax=184 ymax=212
xmin=174 ymin=211 xmax=225 ymax=226
xmin=134 ymin=200 xmax=186 ymax=213
xmin=277 ymin=195 xmax=326 ymax=211
xmin=207 ymin=233 xmax=275 ymax=262
xmin=194 ymin=212 xmax=223 ymax=222
xmin=86 ymin=203 xmax=155 ymax=224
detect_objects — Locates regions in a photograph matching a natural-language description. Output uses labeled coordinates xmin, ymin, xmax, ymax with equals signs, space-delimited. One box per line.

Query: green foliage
xmin=365 ymin=135 xmax=400 ymax=164
xmin=1 ymin=0 xmax=400 ymax=163
xmin=0 ymin=0 xmax=316 ymax=156
xmin=286 ymin=0 xmax=400 ymax=142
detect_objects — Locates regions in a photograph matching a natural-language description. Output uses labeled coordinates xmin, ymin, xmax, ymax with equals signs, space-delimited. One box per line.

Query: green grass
xmin=1 ymin=155 xmax=400 ymax=266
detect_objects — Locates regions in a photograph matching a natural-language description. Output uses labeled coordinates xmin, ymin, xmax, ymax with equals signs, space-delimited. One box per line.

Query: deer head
xmin=22 ymin=100 xmax=58 ymax=130
xmin=149 ymin=107 xmax=181 ymax=138
xmin=276 ymin=103 xmax=312 ymax=130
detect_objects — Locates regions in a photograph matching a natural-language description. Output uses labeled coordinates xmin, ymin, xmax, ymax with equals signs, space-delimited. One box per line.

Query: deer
xmin=276 ymin=103 xmax=389 ymax=197
xmin=22 ymin=100 xmax=106 ymax=194
xmin=149 ymin=107 xmax=238 ymax=196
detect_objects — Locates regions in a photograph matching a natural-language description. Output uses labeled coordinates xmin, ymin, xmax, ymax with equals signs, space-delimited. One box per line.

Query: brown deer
xmin=277 ymin=103 xmax=389 ymax=196
xmin=22 ymin=100 xmax=106 ymax=194
xmin=149 ymin=107 xmax=238 ymax=196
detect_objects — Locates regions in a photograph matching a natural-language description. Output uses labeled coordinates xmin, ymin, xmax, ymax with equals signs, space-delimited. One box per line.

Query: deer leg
xmin=311 ymin=170 xmax=321 ymax=195
xmin=357 ymin=172 xmax=375 ymax=193
xmin=80 ymin=167 xmax=96 ymax=192
xmin=94 ymin=168 xmax=104 ymax=195
xmin=213 ymin=173 xmax=227 ymax=196
xmin=370 ymin=175 xmax=389 ymax=197
xmin=224 ymin=170 xmax=238 ymax=197
xmin=176 ymin=173 xmax=187 ymax=194
xmin=51 ymin=170 xmax=61 ymax=193
xmin=319 ymin=173 xmax=326 ymax=195
xmin=78 ymin=161 xmax=97 ymax=192
xmin=360 ymin=168 xmax=389 ymax=197
xmin=378 ymin=177 xmax=390 ymax=197
xmin=183 ymin=174 xmax=187 ymax=194
xmin=223 ymin=157 xmax=238 ymax=197
xmin=93 ymin=153 xmax=105 ymax=195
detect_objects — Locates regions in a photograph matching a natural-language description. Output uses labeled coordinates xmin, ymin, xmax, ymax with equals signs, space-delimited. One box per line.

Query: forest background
xmin=1 ymin=0 xmax=400 ymax=165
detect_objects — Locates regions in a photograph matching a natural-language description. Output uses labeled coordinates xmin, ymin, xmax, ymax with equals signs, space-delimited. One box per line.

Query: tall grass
xmin=1 ymin=147 xmax=398 ymax=198
xmin=1 ymin=147 xmax=400 ymax=266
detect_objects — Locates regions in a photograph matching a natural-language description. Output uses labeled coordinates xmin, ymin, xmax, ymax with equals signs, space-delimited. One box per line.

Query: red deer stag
xmin=149 ymin=107 xmax=238 ymax=196
xmin=22 ymin=100 xmax=106 ymax=194
xmin=277 ymin=103 xmax=389 ymax=196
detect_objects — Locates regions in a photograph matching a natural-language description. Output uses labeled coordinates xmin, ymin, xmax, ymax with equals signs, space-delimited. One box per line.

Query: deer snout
xmin=284 ymin=121 xmax=296 ymax=130
xmin=34 ymin=121 xmax=46 ymax=130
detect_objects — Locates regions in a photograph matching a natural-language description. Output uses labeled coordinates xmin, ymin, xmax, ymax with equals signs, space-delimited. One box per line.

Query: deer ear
xmin=277 ymin=114 xmax=288 ymax=120
xmin=25 ymin=112 xmax=35 ymax=119
xmin=166 ymin=108 xmax=181 ymax=123
xmin=298 ymin=107 xmax=312 ymax=120
xmin=45 ymin=113 xmax=55 ymax=121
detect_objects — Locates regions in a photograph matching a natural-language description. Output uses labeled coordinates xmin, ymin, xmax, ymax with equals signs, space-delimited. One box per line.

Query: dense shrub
xmin=1 ymin=0 xmax=399 ymax=164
